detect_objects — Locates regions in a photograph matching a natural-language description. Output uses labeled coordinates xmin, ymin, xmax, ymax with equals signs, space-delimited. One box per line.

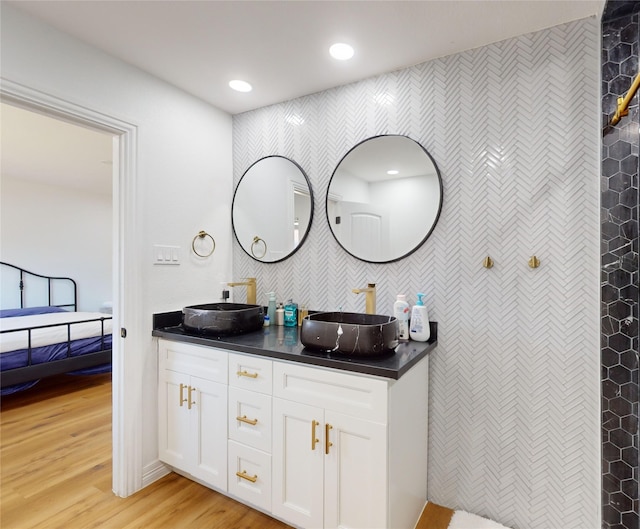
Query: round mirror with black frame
xmin=232 ymin=155 xmax=314 ymax=263
xmin=326 ymin=135 xmax=442 ymax=263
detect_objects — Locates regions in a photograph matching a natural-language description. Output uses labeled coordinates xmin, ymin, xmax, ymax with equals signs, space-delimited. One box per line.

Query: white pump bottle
xmin=393 ymin=294 xmax=410 ymax=340
xmin=409 ymin=293 xmax=430 ymax=342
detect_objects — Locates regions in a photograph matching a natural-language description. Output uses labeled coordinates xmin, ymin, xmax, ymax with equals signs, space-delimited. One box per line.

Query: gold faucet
xmin=352 ymin=283 xmax=376 ymax=314
xmin=227 ymin=278 xmax=257 ymax=305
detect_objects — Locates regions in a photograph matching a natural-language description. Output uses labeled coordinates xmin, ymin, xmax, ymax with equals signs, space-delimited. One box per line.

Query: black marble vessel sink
xmin=182 ymin=303 xmax=264 ymax=335
xmin=301 ymin=311 xmax=398 ymax=356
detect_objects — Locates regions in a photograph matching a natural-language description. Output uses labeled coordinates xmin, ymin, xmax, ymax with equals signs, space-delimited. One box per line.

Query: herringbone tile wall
xmin=233 ymin=18 xmax=601 ymax=529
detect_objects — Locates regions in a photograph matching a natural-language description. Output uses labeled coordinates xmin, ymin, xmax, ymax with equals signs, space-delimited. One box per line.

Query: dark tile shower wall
xmin=602 ymin=3 xmax=640 ymax=529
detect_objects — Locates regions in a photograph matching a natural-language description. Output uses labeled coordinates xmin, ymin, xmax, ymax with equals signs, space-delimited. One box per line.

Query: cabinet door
xmin=158 ymin=369 xmax=191 ymax=469
xmin=324 ymin=410 xmax=388 ymax=529
xmin=191 ymin=375 xmax=228 ymax=490
xmin=272 ymin=397 xmax=324 ymax=529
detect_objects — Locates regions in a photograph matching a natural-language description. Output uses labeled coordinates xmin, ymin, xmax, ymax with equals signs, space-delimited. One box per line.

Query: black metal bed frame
xmin=0 ymin=262 xmax=112 ymax=389
xmin=1 ymin=261 xmax=78 ymax=311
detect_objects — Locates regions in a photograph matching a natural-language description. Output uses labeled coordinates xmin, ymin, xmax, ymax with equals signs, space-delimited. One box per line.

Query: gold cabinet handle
xmin=237 ymin=370 xmax=258 ymax=379
xmin=325 ymin=423 xmax=333 ymax=455
xmin=236 ymin=470 xmax=258 ymax=483
xmin=236 ymin=415 xmax=258 ymax=426
xmin=179 ymin=383 xmax=188 ymax=407
xmin=311 ymin=420 xmax=320 ymax=451
xmin=187 ymin=385 xmax=196 ymax=410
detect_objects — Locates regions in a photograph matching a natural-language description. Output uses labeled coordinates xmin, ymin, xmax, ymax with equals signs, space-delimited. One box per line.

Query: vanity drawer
xmin=228 ymin=387 xmax=272 ymax=452
xmin=273 ymin=361 xmax=388 ymax=423
xmin=228 ymin=353 xmax=272 ymax=394
xmin=228 ymin=440 xmax=271 ymax=512
xmin=158 ymin=339 xmax=227 ymax=383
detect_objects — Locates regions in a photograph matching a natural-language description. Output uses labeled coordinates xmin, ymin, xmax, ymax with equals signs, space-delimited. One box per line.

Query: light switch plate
xmin=153 ymin=244 xmax=180 ymax=265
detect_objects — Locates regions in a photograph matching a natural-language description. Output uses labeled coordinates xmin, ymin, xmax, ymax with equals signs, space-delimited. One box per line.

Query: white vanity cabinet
xmin=271 ymin=359 xmax=429 ymax=529
xmin=272 ymin=397 xmax=387 ymax=529
xmin=157 ymin=337 xmax=429 ymax=529
xmin=158 ymin=340 xmax=228 ymax=491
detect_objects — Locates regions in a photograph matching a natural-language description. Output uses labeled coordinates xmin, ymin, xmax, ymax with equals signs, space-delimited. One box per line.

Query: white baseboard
xmin=142 ymin=459 xmax=171 ymax=488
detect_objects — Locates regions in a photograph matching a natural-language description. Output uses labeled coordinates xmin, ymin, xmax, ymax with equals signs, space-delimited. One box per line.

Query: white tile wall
xmin=233 ymin=18 xmax=601 ymax=529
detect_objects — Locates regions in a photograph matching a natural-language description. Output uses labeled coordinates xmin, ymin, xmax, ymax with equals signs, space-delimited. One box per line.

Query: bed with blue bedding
xmin=0 ymin=262 xmax=112 ymax=395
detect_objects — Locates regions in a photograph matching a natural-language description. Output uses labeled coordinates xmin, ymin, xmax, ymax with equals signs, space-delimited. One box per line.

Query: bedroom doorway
xmin=0 ymin=102 xmax=114 ymax=310
xmin=1 ymin=81 xmax=141 ymax=498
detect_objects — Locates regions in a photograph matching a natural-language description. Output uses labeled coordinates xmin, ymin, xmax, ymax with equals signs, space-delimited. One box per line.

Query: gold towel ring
xmin=192 ymin=230 xmax=215 ymax=258
xmin=250 ymin=236 xmax=267 ymax=259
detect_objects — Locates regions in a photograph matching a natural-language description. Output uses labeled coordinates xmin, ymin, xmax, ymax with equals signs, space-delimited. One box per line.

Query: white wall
xmin=233 ymin=17 xmax=601 ymax=529
xmin=370 ymin=175 xmax=439 ymax=256
xmin=0 ymin=176 xmax=112 ymax=311
xmin=1 ymin=3 xmax=233 ymax=484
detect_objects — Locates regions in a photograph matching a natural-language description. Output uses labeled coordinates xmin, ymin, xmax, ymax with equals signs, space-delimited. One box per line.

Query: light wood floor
xmin=1 ymin=373 xmax=292 ymax=529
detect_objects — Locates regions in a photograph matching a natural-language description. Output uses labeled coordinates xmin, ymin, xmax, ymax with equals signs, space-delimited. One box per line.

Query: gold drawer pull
xmin=311 ymin=420 xmax=320 ymax=450
xmin=179 ymin=383 xmax=188 ymax=407
xmin=236 ymin=470 xmax=258 ymax=483
xmin=236 ymin=415 xmax=258 ymax=426
xmin=237 ymin=370 xmax=258 ymax=379
xmin=187 ymin=385 xmax=196 ymax=410
xmin=325 ymin=423 xmax=333 ymax=455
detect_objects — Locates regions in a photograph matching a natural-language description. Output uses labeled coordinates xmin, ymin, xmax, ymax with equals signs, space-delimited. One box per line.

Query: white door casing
xmin=0 ymin=78 xmax=141 ymax=497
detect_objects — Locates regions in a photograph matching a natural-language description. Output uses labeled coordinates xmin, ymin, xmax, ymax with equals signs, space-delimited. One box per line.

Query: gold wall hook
xmin=483 ymin=256 xmax=494 ymax=269
xmin=528 ymin=255 xmax=540 ymax=269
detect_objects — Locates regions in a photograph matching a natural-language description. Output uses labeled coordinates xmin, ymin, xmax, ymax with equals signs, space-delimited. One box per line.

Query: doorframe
xmin=1 ymin=78 xmax=142 ymax=497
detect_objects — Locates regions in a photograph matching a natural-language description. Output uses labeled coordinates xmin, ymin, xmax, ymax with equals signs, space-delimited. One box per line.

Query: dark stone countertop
xmin=152 ymin=311 xmax=437 ymax=380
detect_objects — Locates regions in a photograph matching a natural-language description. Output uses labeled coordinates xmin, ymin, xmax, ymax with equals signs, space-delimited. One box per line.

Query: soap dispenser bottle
xmin=409 ymin=293 xmax=430 ymax=342
xmin=266 ymin=292 xmax=277 ymax=324
xmin=393 ymin=294 xmax=410 ymax=340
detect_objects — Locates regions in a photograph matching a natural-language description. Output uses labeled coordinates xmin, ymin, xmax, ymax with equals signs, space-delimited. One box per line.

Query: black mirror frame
xmin=325 ymin=135 xmax=443 ymax=264
xmin=232 ymin=155 xmax=314 ymax=264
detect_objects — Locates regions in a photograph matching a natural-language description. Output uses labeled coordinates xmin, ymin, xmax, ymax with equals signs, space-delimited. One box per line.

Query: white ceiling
xmin=8 ymin=0 xmax=605 ymax=115
xmin=2 ymin=1 xmax=605 ymax=195
xmin=1 ymin=103 xmax=113 ymax=195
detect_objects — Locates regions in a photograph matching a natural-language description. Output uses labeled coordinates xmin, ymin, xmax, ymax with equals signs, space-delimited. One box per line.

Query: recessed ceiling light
xmin=387 ymin=169 xmax=399 ymax=175
xmin=229 ymin=80 xmax=252 ymax=92
xmin=329 ymin=43 xmax=354 ymax=61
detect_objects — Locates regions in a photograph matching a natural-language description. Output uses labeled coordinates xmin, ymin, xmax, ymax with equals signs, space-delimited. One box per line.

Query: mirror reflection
xmin=232 ymin=155 xmax=313 ymax=263
xmin=326 ymin=135 xmax=442 ymax=263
